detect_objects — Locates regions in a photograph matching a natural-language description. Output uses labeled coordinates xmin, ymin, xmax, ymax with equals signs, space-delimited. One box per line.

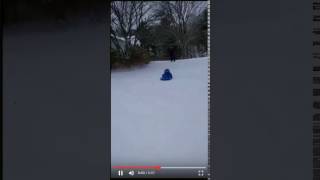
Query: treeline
xmin=111 ymin=1 xmax=208 ymax=69
xmin=3 ymin=0 xmax=106 ymax=25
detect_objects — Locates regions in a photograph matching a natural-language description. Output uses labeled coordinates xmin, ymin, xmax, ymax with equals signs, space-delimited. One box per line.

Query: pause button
xmin=118 ymin=170 xmax=124 ymax=176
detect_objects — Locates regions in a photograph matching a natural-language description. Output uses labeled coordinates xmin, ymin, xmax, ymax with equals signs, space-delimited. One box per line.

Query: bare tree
xmin=156 ymin=1 xmax=206 ymax=58
xmin=111 ymin=1 xmax=153 ymax=58
xmin=172 ymin=1 xmax=206 ymax=57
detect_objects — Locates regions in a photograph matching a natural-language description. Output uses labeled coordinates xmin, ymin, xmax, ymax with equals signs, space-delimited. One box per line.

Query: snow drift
xmin=111 ymin=57 xmax=209 ymax=167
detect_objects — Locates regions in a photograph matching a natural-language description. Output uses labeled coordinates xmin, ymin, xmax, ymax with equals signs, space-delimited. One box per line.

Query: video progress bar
xmin=161 ymin=167 xmax=207 ymax=169
xmin=112 ymin=166 xmax=207 ymax=170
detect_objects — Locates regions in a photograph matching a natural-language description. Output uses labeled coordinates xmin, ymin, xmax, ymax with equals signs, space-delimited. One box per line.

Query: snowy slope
xmin=111 ymin=57 xmax=209 ymax=167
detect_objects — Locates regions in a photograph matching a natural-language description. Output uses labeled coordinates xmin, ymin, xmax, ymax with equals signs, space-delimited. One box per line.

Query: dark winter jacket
xmin=161 ymin=69 xmax=173 ymax=81
xmin=169 ymin=48 xmax=176 ymax=59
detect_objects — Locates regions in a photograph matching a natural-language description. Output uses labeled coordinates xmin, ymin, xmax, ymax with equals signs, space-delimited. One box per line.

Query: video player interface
xmin=111 ymin=1 xmax=209 ymax=178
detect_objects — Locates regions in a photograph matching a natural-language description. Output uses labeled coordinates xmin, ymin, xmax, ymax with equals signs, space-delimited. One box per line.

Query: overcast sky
xmin=111 ymin=1 xmax=208 ymax=32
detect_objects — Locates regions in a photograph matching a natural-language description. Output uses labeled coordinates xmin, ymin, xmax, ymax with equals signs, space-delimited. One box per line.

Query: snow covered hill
xmin=111 ymin=57 xmax=209 ymax=167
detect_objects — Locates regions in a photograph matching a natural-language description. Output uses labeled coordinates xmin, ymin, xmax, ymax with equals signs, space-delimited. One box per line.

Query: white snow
xmin=111 ymin=57 xmax=209 ymax=167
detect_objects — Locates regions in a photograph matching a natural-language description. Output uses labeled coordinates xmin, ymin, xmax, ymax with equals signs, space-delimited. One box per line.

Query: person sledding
xmin=160 ymin=69 xmax=173 ymax=81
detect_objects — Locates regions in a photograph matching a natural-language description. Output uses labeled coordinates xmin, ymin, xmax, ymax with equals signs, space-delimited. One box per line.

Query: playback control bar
xmin=111 ymin=166 xmax=208 ymax=178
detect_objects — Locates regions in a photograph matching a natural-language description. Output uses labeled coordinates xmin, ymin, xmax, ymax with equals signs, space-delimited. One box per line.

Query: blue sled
xmin=160 ymin=69 xmax=173 ymax=81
